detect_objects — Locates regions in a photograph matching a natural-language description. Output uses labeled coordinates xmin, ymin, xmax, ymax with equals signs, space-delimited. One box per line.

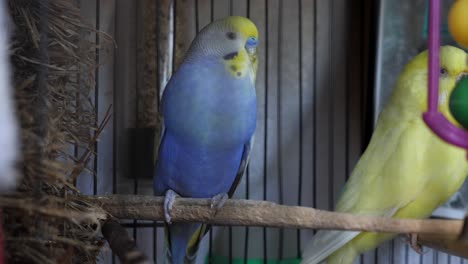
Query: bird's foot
xmin=210 ymin=193 xmax=229 ymax=215
xmin=164 ymin=189 xmax=178 ymax=224
xmin=406 ymin=233 xmax=423 ymax=254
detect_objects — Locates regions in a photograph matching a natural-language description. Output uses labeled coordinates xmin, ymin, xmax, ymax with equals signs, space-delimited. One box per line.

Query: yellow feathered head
xmin=392 ymin=45 xmax=468 ymax=124
xmin=186 ymin=16 xmax=259 ymax=81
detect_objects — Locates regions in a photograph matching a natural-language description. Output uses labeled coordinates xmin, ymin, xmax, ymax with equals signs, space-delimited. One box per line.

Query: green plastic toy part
xmin=449 ymin=76 xmax=468 ymax=129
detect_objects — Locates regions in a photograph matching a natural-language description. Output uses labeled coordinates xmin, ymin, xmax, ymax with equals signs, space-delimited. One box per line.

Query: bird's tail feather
xmin=301 ymin=230 xmax=360 ymax=264
xmin=164 ymin=223 xmax=208 ymax=264
xmin=326 ymin=244 xmax=359 ymax=264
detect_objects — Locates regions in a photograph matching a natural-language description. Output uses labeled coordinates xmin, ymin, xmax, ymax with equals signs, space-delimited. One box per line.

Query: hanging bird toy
xmin=423 ymin=0 xmax=468 ymax=157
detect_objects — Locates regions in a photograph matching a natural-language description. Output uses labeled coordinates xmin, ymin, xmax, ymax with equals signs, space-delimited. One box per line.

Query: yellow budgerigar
xmin=301 ymin=45 xmax=468 ymax=264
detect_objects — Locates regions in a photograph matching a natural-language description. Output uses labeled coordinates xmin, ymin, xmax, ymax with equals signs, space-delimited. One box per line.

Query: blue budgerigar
xmin=153 ymin=16 xmax=259 ymax=264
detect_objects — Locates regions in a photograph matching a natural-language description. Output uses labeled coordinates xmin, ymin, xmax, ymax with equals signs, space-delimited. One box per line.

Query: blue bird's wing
xmin=202 ymin=135 xmax=254 ymax=238
xmin=153 ymin=110 xmax=165 ymax=165
xmin=227 ymin=135 xmax=254 ymax=197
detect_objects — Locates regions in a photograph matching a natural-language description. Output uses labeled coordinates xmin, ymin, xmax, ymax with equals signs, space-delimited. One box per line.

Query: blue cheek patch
xmin=245 ymin=37 xmax=258 ymax=49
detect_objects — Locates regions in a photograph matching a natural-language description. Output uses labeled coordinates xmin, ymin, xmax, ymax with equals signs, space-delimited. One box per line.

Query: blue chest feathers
xmin=161 ymin=57 xmax=257 ymax=148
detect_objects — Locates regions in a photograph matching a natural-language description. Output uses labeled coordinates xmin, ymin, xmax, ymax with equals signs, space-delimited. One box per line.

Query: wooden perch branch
xmin=86 ymin=195 xmax=466 ymax=237
xmin=83 ymin=195 xmax=468 ymax=258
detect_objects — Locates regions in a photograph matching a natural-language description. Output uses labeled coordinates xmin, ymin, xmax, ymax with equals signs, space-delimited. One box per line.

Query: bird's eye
xmin=226 ymin=32 xmax=237 ymax=40
xmin=245 ymin=37 xmax=258 ymax=48
xmin=440 ymin=67 xmax=448 ymax=76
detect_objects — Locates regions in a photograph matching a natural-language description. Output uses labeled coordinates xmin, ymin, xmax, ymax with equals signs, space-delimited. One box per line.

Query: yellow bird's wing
xmin=336 ymin=108 xmax=428 ymax=216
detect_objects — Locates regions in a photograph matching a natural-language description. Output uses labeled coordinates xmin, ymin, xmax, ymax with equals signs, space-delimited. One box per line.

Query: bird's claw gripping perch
xmin=164 ymin=189 xmax=178 ymax=224
xmin=210 ymin=193 xmax=229 ymax=215
xmin=406 ymin=233 xmax=423 ymax=254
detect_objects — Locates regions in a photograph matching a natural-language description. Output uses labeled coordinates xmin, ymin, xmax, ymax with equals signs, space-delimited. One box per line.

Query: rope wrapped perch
xmin=81 ymin=195 xmax=468 ymax=259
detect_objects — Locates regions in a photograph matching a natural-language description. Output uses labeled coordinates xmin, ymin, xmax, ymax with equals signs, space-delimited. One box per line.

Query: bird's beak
xmin=246 ymin=47 xmax=256 ymax=56
xmin=245 ymin=48 xmax=258 ymax=82
xmin=246 ymin=47 xmax=257 ymax=69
